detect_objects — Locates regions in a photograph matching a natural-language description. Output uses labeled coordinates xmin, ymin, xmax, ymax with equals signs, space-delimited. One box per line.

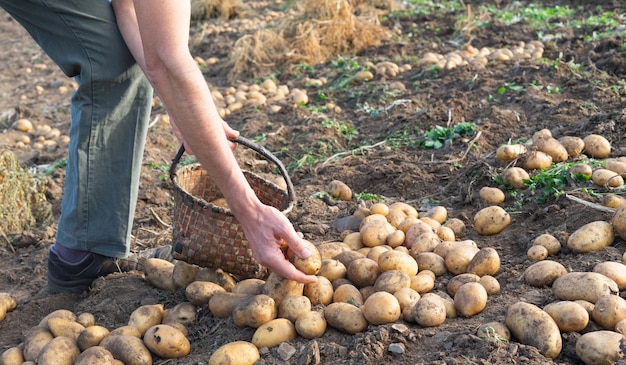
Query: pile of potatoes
xmin=0 ymin=302 xmax=195 ymax=365
xmin=10 ymin=119 xmax=70 ymax=152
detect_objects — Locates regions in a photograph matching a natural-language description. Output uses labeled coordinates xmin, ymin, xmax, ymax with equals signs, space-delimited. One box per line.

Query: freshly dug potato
xmin=422 ymin=206 xmax=448 ymax=224
xmin=413 ymin=293 xmax=447 ymax=327
xmin=404 ymin=221 xmax=435 ymax=249
xmin=476 ymin=322 xmax=510 ymax=342
xmin=144 ymin=258 xmax=176 ymax=290
xmin=366 ymin=245 xmax=391 ymax=263
xmin=327 ymin=179 xmax=352 ymax=201
xmin=583 ymin=134 xmax=611 ymax=158
xmin=591 ymin=294 xmax=626 ymax=330
xmin=324 ymin=302 xmax=368 ymax=334
xmin=479 ymin=275 xmax=501 ymax=295
xmin=385 ymin=208 xmax=408 ymax=228
xmin=523 ymin=260 xmax=567 ymax=287
xmin=0 ymin=347 xmax=24 ymax=365
xmin=209 ymin=292 xmax=254 ymax=318
xmin=527 ymin=245 xmax=548 ymax=261
xmin=611 ymin=203 xmax=626 ymax=241
xmin=163 ymin=302 xmax=197 ymax=326
xmin=467 ymin=247 xmax=500 ymax=277
xmin=77 ymin=325 xmax=110 ymax=351
xmin=185 ymin=280 xmax=226 ymax=306
xmin=592 ymin=261 xmax=626 ymax=290
xmin=295 ymin=310 xmax=327 ymax=339
xmin=38 ymin=309 xmax=76 ymax=328
xmin=76 ymin=312 xmax=96 ymax=328
xmin=0 ymin=293 xmax=16 ymax=322
xmin=616 ymin=319 xmax=626 ymax=336
xmin=436 ymin=226 xmax=456 ymax=241
xmin=479 ymin=187 xmax=505 ymax=204
xmin=444 ymin=244 xmax=480 ymax=275
xmin=251 ymin=318 xmax=297 ymax=348
xmin=378 ymin=250 xmax=418 ymax=276
xmin=143 ymin=324 xmax=190 ymax=358
xmin=394 ymin=287 xmax=421 ymax=310
xmin=523 ymin=150 xmax=553 ymax=170
xmin=415 ymin=252 xmax=447 ymax=277
xmin=570 ymin=163 xmax=593 ymax=178
xmin=303 ymin=276 xmax=334 ymax=306
xmin=347 ymin=258 xmax=381 ymax=288
xmin=591 ymin=168 xmax=624 ymax=188
xmin=558 ymin=136 xmax=585 ymax=158
xmin=287 ymin=239 xmax=322 ymax=275
xmin=473 ymin=206 xmax=511 ymax=236
xmin=543 ymin=301 xmax=589 ymax=333
xmin=342 ymin=232 xmax=363 ymax=251
xmin=420 ymin=217 xmax=441 ymax=231
xmin=373 ymin=270 xmax=410 ymax=294
xmin=278 ymin=295 xmax=311 ymax=323
xmin=202 ymin=268 xmax=237 ymax=292
xmin=362 ymin=291 xmax=401 ymax=325
xmin=232 ymin=278 xmax=265 ymax=295
xmin=262 ymin=272 xmax=304 ymax=307
xmin=128 ymin=303 xmax=164 ymax=337
xmin=47 ymin=317 xmax=84 ymax=341
xmin=606 ymin=159 xmax=626 ymax=177
xmin=388 ymin=202 xmax=419 ymax=218
xmin=534 ymin=136 xmax=568 ymax=162
xmin=552 ymin=272 xmax=619 ymax=303
xmin=232 ymin=294 xmax=277 ymax=328
xmin=171 ymin=260 xmax=199 ymax=289
xmin=532 ymin=233 xmax=561 ymax=256
xmin=602 ymin=193 xmax=626 ymax=208
xmin=37 ymin=336 xmax=80 ymax=365
xmin=576 ymin=330 xmax=626 ymax=365
xmin=444 ymin=218 xmax=466 ymax=239
xmin=409 ymin=273 xmax=435 ymax=294
xmin=408 ymin=230 xmax=441 ymax=256
xmin=446 ymin=273 xmax=481 ymax=297
xmin=501 ymin=167 xmax=530 ymax=189
xmin=74 ymin=346 xmax=115 ymax=365
xmin=102 ymin=325 xmax=142 ymax=340
xmin=454 ymin=282 xmax=488 ymax=317
xmin=333 ymin=283 xmax=364 ymax=306
xmin=319 ymin=259 xmax=347 ymax=282
xmin=505 ymin=302 xmax=562 ymax=359
xmin=208 ymin=341 xmax=260 ymax=365
xmin=23 ymin=326 xmax=54 ymax=362
xmin=496 ymin=144 xmax=527 ymax=161
xmin=360 ymin=219 xmax=396 ymax=247
xmin=567 ymin=221 xmax=615 ymax=253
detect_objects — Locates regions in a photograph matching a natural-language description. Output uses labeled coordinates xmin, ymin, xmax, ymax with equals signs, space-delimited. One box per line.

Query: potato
xmin=0 ymin=347 xmax=24 ymax=365
xmin=362 ymin=291 xmax=401 ymax=325
xmin=209 ymin=292 xmax=254 ymax=318
xmin=473 ymin=206 xmax=510 ymax=236
xmin=534 ymin=136 xmax=568 ymax=162
xmin=602 ymin=193 xmax=626 ymax=208
xmin=543 ymin=301 xmax=589 ymax=332
xmin=532 ymin=233 xmax=561 ymax=256
xmin=467 ymin=247 xmax=500 ymax=277
xmin=394 ymin=287 xmax=421 ymax=310
xmin=591 ymin=168 xmax=624 ymax=188
xmin=505 ymin=302 xmax=562 ymax=359
xmin=479 ymin=187 xmax=505 ymax=204
xmin=436 ymin=226 xmax=456 ymax=241
xmin=476 ymin=322 xmax=510 ymax=342
xmin=404 ymin=221 xmax=435 ymax=249
xmin=369 ymin=202 xmax=389 ymax=216
xmin=495 ymin=144 xmax=527 ymax=161
xmin=501 ymin=167 xmax=530 ymax=189
xmin=570 ymin=163 xmax=593 ymax=178
xmin=0 ymin=293 xmax=16 ymax=322
xmin=333 ymin=283 xmax=364 ymax=306
xmin=128 ymin=304 xmax=164 ymax=337
xmin=37 ymin=336 xmax=80 ymax=365
xmin=360 ymin=219 xmax=396 ymax=247
xmin=295 ymin=310 xmax=327 ymax=339
xmin=567 ymin=221 xmax=614 ymax=253
xmin=232 ymin=278 xmax=265 ymax=295
xmin=523 ymin=260 xmax=567 ymax=287
xmin=443 ymin=218 xmax=466 ymax=239
xmin=200 ymin=268 xmax=237 ymax=292
xmin=232 ymin=294 xmax=277 ymax=328
xmin=163 ymin=302 xmax=197 ymax=326
xmin=527 ymin=245 xmax=548 ymax=261
xmin=444 ymin=244 xmax=479 ymax=275
xmin=552 ymin=272 xmax=619 ymax=303
xmin=583 ymin=134 xmax=611 ymax=158
xmin=415 ymin=252 xmax=447 ymax=276
xmin=386 ymin=209 xmax=408 ymax=228
xmin=605 ymin=159 xmax=626 ymax=177
xmin=616 ymin=319 xmax=626 ymax=336
xmin=38 ymin=309 xmax=77 ymax=328
xmin=593 ymin=261 xmax=626 ymax=290
xmin=76 ymin=312 xmax=96 ymax=328
xmin=324 ymin=302 xmax=368 ymax=334
xmin=611 ymin=203 xmax=626 ymax=241
xmin=558 ymin=136 xmax=585 ymax=157
xmin=413 ymin=293 xmax=447 ymax=327
xmin=420 ymin=217 xmax=441 ymax=231
xmin=454 ymin=282 xmax=487 ymax=317
xmin=398 ymin=216 xmax=421 ymax=233
xmin=143 ymin=324 xmax=190 ymax=358
xmin=319 ymin=259 xmax=347 ymax=282
xmin=102 ymin=325 xmax=142 ymax=341
xmin=77 ymin=325 xmax=110 ymax=351
xmin=208 ymin=341 xmax=260 ymax=365
xmin=576 ymin=331 xmax=626 ymax=365
xmin=359 ymin=213 xmax=387 ymax=230
xmin=74 ymin=346 xmax=115 ymax=365
xmin=523 ymin=150 xmax=553 ymax=170
xmin=287 ymin=239 xmax=322 ymax=275
xmin=251 ymin=318 xmax=297 ymax=348
xmin=575 ymin=300 xmax=596 ymax=315
xmin=386 ymin=229 xmax=406 ymax=247
xmin=23 ymin=326 xmax=54 ymax=362
xmin=378 ymin=250 xmax=418 ymax=276
xmin=327 ymin=179 xmax=352 ymax=201
xmin=388 ymin=202 xmax=418 ymax=218
xmin=422 ymin=206 xmax=448 ymax=224
xmin=408 ymin=230 xmax=441 ymax=255
xmin=366 ymin=245 xmax=392 ymax=263
xmin=347 ymin=258 xmax=381 ymax=288
xmin=262 ymin=272 xmax=304 ymax=307
xmin=342 ymin=232 xmax=363 ymax=252
xmin=591 ymin=294 xmax=626 ymax=330
xmin=144 ymin=258 xmax=176 ymax=290
xmin=333 ymin=250 xmax=366 ymax=271
xmin=172 ymin=260 xmax=199 ymax=289
xmin=479 ymin=275 xmax=501 ymax=295
xmin=447 ymin=273 xmax=480 ymax=297
xmin=47 ymin=317 xmax=84 ymax=341
xmin=303 ymin=276 xmax=334 ymax=306
xmin=185 ymin=280 xmax=227 ymax=306
xmin=278 ymin=295 xmax=311 ymax=322
xmin=373 ymin=270 xmax=410 ymax=294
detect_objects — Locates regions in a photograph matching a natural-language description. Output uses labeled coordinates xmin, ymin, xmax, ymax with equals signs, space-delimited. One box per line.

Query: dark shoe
xmin=47 ymin=244 xmax=173 ymax=293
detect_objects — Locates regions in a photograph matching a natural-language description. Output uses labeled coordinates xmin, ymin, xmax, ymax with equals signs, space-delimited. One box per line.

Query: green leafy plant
xmin=419 ymin=122 xmax=477 ymax=149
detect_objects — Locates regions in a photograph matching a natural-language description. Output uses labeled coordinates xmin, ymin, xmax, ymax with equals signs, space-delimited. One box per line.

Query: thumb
xmin=285 ymin=234 xmax=312 ymax=259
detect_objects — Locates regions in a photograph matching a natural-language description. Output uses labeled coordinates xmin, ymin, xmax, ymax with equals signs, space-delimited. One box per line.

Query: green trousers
xmin=0 ymin=0 xmax=154 ymax=258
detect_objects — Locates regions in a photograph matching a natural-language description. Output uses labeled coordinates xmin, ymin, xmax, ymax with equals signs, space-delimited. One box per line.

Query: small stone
xmin=278 ymin=342 xmax=297 ymax=360
xmin=388 ymin=343 xmax=405 ymax=355
xmin=391 ymin=323 xmax=409 ymax=334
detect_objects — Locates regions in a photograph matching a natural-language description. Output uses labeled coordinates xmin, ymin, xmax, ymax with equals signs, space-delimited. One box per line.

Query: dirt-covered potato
xmin=447 ymin=273 xmax=481 ymax=297
xmin=532 ymin=233 xmax=561 ymax=256
xmin=592 ymin=261 xmax=626 ymax=290
xmin=362 ymin=291 xmax=401 ymax=325
xmin=76 ymin=312 xmax=96 ymax=328
xmin=454 ymin=282 xmax=488 ymax=317
xmin=171 ymin=260 xmax=199 ymax=289
xmin=444 ymin=218 xmax=466 ymax=239
xmin=377 ymin=250 xmax=418 ymax=276
xmin=232 ymin=278 xmax=265 ymax=295
xmin=77 ymin=325 xmax=110 ymax=351
xmin=552 ymin=272 xmax=619 ymax=303
xmin=342 ymin=232 xmax=363 ymax=251
xmin=591 ymin=168 xmax=624 ymax=187
xmin=527 ymin=245 xmax=548 ymax=261
xmin=318 ymin=259 xmax=347 ymax=282
xmin=414 ymin=252 xmax=447 ymax=276
xmin=422 ymin=206 xmax=448 ymax=224
xmin=566 ymin=221 xmax=614 ymax=253
xmin=570 ymin=163 xmax=593 ymax=178
xmin=38 ymin=309 xmax=76 ymax=328
xmin=523 ymin=150 xmax=552 ymax=170
xmin=208 ymin=292 xmax=254 ymax=318
xmin=37 ymin=336 xmax=80 ymax=365
xmin=505 ymin=302 xmax=562 ymax=359
xmin=163 ymin=302 xmax=197 ymax=326
xmin=501 ymin=167 xmax=530 ymax=189
xmin=287 ymin=239 xmax=322 ymax=275
xmin=466 ymin=247 xmax=500 ymax=277
xmin=476 ymin=322 xmax=510 ymax=342
xmin=409 ymin=272 xmax=435 ymax=293
xmin=444 ymin=244 xmax=480 ymax=275
xmin=74 ymin=346 xmax=115 ymax=365
xmin=47 ymin=317 xmax=84 ymax=341
xmin=523 ymin=260 xmax=567 ymax=287
xmin=534 ymin=136 xmax=568 ymax=162
xmin=128 ymin=304 xmax=164 ymax=337
xmin=591 ymin=294 xmax=626 ymax=330
xmin=327 ymin=179 xmax=352 ymax=201
xmin=612 ymin=203 xmax=626 ymax=241
xmin=576 ymin=330 xmax=626 ymax=365
xmin=0 ymin=293 xmax=16 ymax=322
xmin=543 ymin=301 xmax=589 ymax=333
xmin=478 ymin=187 xmax=505 ymax=204
xmin=558 ymin=136 xmax=585 ymax=158
xmin=208 ymin=341 xmax=260 ymax=365
xmin=347 ymin=258 xmax=381 ymax=288
xmin=479 ymin=275 xmax=501 ymax=295
xmin=0 ymin=347 xmax=24 ymax=365
xmin=473 ymin=206 xmax=510 ymax=236
xmin=251 ymin=318 xmax=297 ymax=348
xmin=360 ymin=219 xmax=396 ymax=247
xmin=232 ymin=294 xmax=277 ymax=329
xmin=23 ymin=326 xmax=54 ymax=362
xmin=407 ymin=230 xmax=441 ymax=256
xmin=144 ymin=258 xmax=176 ymax=290
xmin=262 ymin=272 xmax=304 ymax=307
xmin=394 ymin=287 xmax=421 ymax=310
xmin=278 ymin=295 xmax=311 ymax=323
xmin=295 ymin=310 xmax=327 ymax=339
xmin=373 ymin=269 xmax=410 ymax=294
xmin=303 ymin=276 xmax=334 ymax=306
xmin=143 ymin=324 xmax=190 ymax=358
xmin=413 ymin=293 xmax=447 ymax=327
xmin=185 ymin=280 xmax=226 ymax=307
xmin=583 ymin=134 xmax=611 ymax=158
xmin=332 ymin=283 xmax=364 ymax=305
xmin=605 ymin=159 xmax=626 ymax=177
xmin=324 ymin=302 xmax=368 ymax=334
xmin=495 ymin=144 xmax=527 ymax=161
xmin=602 ymin=193 xmax=626 ymax=208
xmin=388 ymin=202 xmax=419 ymax=218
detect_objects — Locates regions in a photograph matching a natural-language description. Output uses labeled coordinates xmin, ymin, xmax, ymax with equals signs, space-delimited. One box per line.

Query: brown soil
xmin=1 ymin=1 xmax=626 ymax=364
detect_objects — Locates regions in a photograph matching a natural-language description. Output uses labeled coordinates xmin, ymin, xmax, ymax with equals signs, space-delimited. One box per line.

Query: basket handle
xmin=169 ymin=136 xmax=297 ymax=207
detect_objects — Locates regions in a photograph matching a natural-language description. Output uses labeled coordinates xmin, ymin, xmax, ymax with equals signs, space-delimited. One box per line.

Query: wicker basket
xmin=169 ymin=136 xmax=296 ymax=279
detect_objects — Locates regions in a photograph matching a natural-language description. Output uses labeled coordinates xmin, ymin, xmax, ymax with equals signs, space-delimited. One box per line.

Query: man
xmin=0 ymin=0 xmax=316 ymax=293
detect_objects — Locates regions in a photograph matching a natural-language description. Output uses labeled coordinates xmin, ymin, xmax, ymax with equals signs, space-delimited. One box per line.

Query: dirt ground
xmin=1 ymin=0 xmax=626 ymax=364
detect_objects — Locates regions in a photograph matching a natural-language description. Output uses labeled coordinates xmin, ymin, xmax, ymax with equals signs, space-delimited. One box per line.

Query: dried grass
xmin=190 ymin=0 xmax=248 ymax=21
